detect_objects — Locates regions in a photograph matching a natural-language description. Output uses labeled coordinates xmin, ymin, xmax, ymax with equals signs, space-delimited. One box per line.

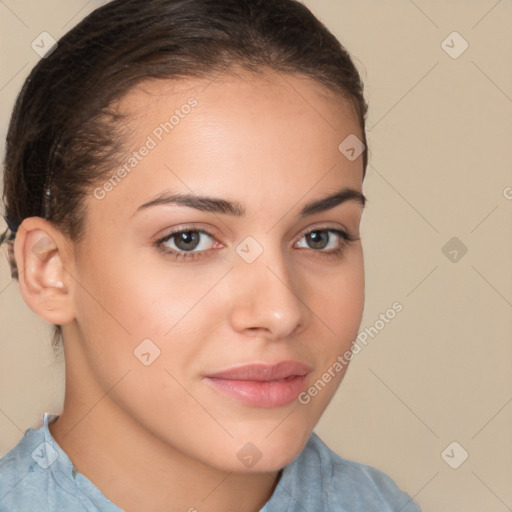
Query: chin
xmin=223 ymin=423 xmax=313 ymax=474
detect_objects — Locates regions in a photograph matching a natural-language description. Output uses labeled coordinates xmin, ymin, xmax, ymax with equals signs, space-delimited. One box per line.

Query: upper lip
xmin=205 ymin=361 xmax=311 ymax=382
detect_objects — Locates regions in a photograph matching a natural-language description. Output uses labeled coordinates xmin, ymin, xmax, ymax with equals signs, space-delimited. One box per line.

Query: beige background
xmin=1 ymin=1 xmax=511 ymax=510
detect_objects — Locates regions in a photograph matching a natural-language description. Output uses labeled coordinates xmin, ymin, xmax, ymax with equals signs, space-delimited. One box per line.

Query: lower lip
xmin=204 ymin=375 xmax=308 ymax=408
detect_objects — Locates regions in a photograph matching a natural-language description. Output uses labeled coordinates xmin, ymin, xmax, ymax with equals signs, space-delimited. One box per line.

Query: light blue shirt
xmin=1 ymin=412 xmax=421 ymax=511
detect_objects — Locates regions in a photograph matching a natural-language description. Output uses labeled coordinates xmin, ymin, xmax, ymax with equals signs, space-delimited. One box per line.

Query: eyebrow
xmin=134 ymin=187 xmax=366 ymax=218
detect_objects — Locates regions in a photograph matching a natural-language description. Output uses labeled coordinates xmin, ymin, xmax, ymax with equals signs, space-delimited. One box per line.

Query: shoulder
xmin=311 ymin=433 xmax=421 ymax=510
xmin=1 ymin=413 xmax=123 ymax=512
xmin=265 ymin=432 xmax=422 ymax=512
xmin=0 ymin=422 xmax=51 ymax=511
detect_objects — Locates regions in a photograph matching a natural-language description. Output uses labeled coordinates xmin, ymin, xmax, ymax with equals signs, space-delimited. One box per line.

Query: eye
xmin=155 ymin=228 xmax=217 ymax=261
xmin=295 ymin=228 xmax=359 ymax=256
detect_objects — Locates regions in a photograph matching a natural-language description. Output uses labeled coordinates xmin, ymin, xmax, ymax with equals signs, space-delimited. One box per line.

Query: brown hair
xmin=1 ymin=0 xmax=368 ymax=352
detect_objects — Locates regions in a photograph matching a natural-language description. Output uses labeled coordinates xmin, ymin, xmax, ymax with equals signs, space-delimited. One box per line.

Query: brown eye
xmin=296 ymin=228 xmax=351 ymax=251
xmin=305 ymin=230 xmax=330 ymax=250
xmin=173 ymin=231 xmax=201 ymax=251
xmin=155 ymin=228 xmax=218 ymax=261
xmin=295 ymin=227 xmax=360 ymax=259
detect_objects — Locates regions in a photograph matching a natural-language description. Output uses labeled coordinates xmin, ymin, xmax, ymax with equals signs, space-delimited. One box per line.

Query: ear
xmin=14 ymin=217 xmax=76 ymax=325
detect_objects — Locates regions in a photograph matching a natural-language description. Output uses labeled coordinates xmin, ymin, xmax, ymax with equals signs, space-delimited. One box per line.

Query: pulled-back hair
xmin=1 ymin=0 xmax=368 ymax=350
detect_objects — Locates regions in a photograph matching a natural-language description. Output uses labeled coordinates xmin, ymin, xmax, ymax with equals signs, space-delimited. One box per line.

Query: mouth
xmin=203 ymin=361 xmax=311 ymax=408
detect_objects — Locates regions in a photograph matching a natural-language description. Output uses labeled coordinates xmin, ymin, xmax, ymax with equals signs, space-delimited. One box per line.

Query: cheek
xmin=72 ymin=248 xmax=225 ymax=378
xmin=295 ymin=253 xmax=364 ymax=430
xmin=75 ymin=247 xmax=200 ymax=336
xmin=309 ymin=249 xmax=365 ymax=349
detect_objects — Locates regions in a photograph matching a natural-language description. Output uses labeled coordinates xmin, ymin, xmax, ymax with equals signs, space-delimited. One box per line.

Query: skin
xmin=15 ymin=68 xmax=365 ymax=512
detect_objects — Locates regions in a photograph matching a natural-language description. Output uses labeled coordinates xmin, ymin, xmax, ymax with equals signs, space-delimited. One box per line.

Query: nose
xmin=228 ymin=246 xmax=309 ymax=340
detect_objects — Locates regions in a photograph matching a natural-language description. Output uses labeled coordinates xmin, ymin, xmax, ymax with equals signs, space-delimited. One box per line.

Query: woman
xmin=0 ymin=0 xmax=421 ymax=510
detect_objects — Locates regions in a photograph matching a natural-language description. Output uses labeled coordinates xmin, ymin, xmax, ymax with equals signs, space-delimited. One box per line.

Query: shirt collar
xmin=41 ymin=412 xmax=79 ymax=492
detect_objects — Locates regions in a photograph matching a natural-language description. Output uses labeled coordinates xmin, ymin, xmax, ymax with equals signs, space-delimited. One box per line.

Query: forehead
xmin=117 ymin=67 xmax=361 ymax=140
xmin=87 ymin=69 xmax=364 ymax=229
xmin=118 ymin=69 xmax=361 ymax=166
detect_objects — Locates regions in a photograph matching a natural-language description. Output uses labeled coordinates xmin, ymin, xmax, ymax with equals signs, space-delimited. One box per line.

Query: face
xmin=66 ymin=69 xmax=365 ymax=473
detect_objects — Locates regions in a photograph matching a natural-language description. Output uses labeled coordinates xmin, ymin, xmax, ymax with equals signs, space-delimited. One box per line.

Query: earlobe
xmin=14 ymin=217 xmax=75 ymax=325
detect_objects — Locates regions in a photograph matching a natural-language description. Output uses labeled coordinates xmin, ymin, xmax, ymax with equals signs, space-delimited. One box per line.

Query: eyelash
xmin=154 ymin=226 xmax=359 ymax=262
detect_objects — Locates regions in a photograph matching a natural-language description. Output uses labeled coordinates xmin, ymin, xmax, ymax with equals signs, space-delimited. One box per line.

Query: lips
xmin=204 ymin=361 xmax=311 ymax=408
